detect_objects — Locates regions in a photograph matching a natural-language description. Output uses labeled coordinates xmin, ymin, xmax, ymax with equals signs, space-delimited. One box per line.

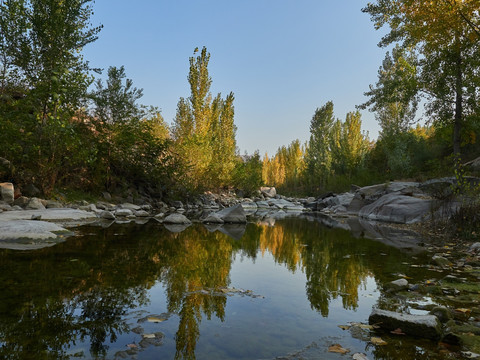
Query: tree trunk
xmin=453 ymin=51 xmax=463 ymax=163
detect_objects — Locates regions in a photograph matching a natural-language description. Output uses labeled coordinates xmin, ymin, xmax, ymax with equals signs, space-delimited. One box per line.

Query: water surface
xmin=0 ymin=217 xmax=449 ymax=359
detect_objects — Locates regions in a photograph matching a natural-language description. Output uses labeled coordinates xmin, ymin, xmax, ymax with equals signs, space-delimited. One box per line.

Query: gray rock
xmin=118 ymin=203 xmax=141 ymax=211
xmin=385 ymin=278 xmax=409 ymax=292
xmin=256 ymin=201 xmax=271 ymax=209
xmin=0 ymin=202 xmax=11 ymax=211
xmin=163 ymin=213 xmax=192 ymax=224
xmin=214 ymin=204 xmax=247 ymax=223
xmin=79 ymin=204 xmax=97 ymax=212
xmin=45 ymin=200 xmax=63 ymax=209
xmin=0 ymin=220 xmax=70 ymax=241
xmin=260 ymin=187 xmax=277 ymax=198
xmin=0 ymin=208 xmax=97 ymax=222
xmin=0 ymin=182 xmax=14 ymax=204
xmin=469 ymin=242 xmax=480 ymax=253
xmin=26 ymin=197 xmax=46 ymax=210
xmin=369 ymin=308 xmax=442 ymax=340
xmin=115 ymin=208 xmax=134 ymax=217
xmin=102 ymin=192 xmax=112 ymax=201
xmin=172 ymin=201 xmax=184 ymax=208
xmin=100 ymin=211 xmax=116 ymax=220
xmin=240 ymin=201 xmax=258 ymax=210
xmin=202 ymin=213 xmax=224 ymax=224
xmin=359 ymin=193 xmax=435 ymax=224
xmin=134 ymin=210 xmax=150 ymax=217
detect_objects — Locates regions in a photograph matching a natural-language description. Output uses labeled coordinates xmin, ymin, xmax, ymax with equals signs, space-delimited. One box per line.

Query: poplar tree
xmin=172 ymin=47 xmax=237 ymax=190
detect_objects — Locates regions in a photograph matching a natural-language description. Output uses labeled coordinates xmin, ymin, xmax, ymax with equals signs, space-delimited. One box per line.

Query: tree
xmin=362 ymin=0 xmax=480 ymax=161
xmin=359 ymin=45 xmax=419 ymax=137
xmin=304 ymin=102 xmax=335 ymax=189
xmin=172 ymin=47 xmax=237 ymax=190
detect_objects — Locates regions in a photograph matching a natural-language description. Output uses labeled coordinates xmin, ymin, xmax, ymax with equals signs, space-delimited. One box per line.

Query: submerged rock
xmin=369 ymin=308 xmax=442 ymax=340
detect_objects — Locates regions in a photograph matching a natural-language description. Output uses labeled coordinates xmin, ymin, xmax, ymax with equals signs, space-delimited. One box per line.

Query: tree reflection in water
xmin=0 ymin=218 xmax=418 ymax=359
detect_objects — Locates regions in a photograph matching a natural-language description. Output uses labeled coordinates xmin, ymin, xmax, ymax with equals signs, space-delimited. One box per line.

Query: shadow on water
xmin=0 ymin=217 xmax=454 ymax=359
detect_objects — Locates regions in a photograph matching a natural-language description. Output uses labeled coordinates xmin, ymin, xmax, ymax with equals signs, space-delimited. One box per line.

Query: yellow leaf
xmin=338 ymin=325 xmax=351 ymax=330
xmin=328 ymin=344 xmax=350 ymax=354
xmin=371 ymin=337 xmax=388 ymax=345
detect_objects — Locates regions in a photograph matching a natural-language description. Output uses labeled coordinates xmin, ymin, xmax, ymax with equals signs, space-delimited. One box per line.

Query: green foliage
xmin=232 ymin=152 xmax=263 ymax=196
xmin=172 ymin=47 xmax=237 ymax=191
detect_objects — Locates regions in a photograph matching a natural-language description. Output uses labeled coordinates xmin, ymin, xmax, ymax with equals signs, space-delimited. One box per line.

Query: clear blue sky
xmin=83 ymin=0 xmax=389 ymax=156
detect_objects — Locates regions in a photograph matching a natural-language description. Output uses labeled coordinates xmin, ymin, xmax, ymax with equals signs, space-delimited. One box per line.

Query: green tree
xmin=172 ymin=47 xmax=237 ymax=190
xmin=304 ymin=101 xmax=335 ymax=190
xmin=362 ymin=0 xmax=480 ymax=161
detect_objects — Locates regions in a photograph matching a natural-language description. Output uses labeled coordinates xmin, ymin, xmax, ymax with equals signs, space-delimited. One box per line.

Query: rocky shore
xmin=0 ymin=178 xmax=470 ymax=250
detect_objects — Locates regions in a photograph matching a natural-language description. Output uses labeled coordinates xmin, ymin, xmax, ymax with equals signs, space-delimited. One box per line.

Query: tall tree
xmin=362 ymin=0 xmax=480 ymax=160
xmin=172 ymin=47 xmax=237 ymax=190
xmin=304 ymin=101 xmax=335 ymax=189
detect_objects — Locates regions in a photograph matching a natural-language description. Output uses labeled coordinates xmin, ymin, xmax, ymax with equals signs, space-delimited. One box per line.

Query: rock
xmin=429 ymin=306 xmax=452 ymax=323
xmin=14 ymin=196 xmax=29 ymax=208
xmin=260 ymin=187 xmax=276 ymax=198
xmin=99 ymin=211 xmax=115 ymax=220
xmin=172 ymin=201 xmax=184 ymax=209
xmin=369 ymin=308 xmax=442 ymax=340
xmin=163 ymin=213 xmax=192 ymax=224
xmin=0 ymin=219 xmax=71 ymax=244
xmin=45 ymin=200 xmax=63 ymax=209
xmin=384 ymin=278 xmax=409 ymax=292
xmin=240 ymin=201 xmax=258 ymax=211
xmin=0 ymin=202 xmax=11 ymax=211
xmin=118 ymin=203 xmax=141 ymax=211
xmin=115 ymin=208 xmax=133 ymax=217
xmin=256 ymin=201 xmax=270 ymax=209
xmin=470 ymin=242 xmax=480 ymax=253
xmin=134 ymin=210 xmax=150 ymax=217
xmin=79 ymin=204 xmax=97 ymax=212
xmin=202 ymin=213 xmax=224 ymax=224
xmin=359 ymin=193 xmax=435 ymax=224
xmin=26 ymin=197 xmax=46 ymax=210
xmin=214 ymin=204 xmax=247 ymax=223
xmin=102 ymin=192 xmax=112 ymax=201
xmin=31 ymin=214 xmax=41 ymax=220
xmin=0 ymin=182 xmax=14 ymax=204
xmin=433 ymin=255 xmax=451 ymax=268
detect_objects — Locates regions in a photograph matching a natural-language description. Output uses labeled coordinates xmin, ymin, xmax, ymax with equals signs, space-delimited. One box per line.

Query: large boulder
xmin=163 ymin=213 xmax=192 ymax=224
xmin=0 ymin=182 xmax=14 ymax=204
xmin=214 ymin=204 xmax=247 ymax=223
xmin=358 ymin=193 xmax=435 ymax=224
xmin=369 ymin=308 xmax=442 ymax=340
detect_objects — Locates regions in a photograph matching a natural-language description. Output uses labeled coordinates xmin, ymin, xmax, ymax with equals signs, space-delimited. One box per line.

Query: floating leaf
xmin=455 ymin=308 xmax=472 ymax=314
xmin=390 ymin=328 xmax=406 ymax=335
xmin=353 ymin=353 xmax=369 ymax=360
xmin=126 ymin=343 xmax=138 ymax=349
xmin=338 ymin=325 xmax=351 ymax=330
xmin=328 ymin=344 xmax=350 ymax=354
xmin=370 ymin=337 xmax=388 ymax=345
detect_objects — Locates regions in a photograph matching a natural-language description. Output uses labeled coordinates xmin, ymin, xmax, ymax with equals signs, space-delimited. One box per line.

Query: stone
xmin=163 ymin=213 xmax=192 ymax=224
xmin=214 ymin=204 xmax=247 ymax=223
xmin=202 ymin=213 xmax=224 ymax=224
xmin=172 ymin=201 xmax=184 ymax=208
xmin=384 ymin=278 xmax=409 ymax=292
xmin=429 ymin=306 xmax=452 ymax=323
xmin=0 ymin=219 xmax=70 ymax=242
xmin=118 ymin=203 xmax=141 ymax=211
xmin=102 ymin=192 xmax=112 ymax=201
xmin=115 ymin=208 xmax=133 ymax=217
xmin=358 ymin=193 xmax=435 ymax=224
xmin=260 ymin=187 xmax=277 ymax=198
xmin=45 ymin=200 xmax=63 ymax=209
xmin=369 ymin=308 xmax=442 ymax=340
xmin=256 ymin=201 xmax=270 ymax=209
xmin=433 ymin=255 xmax=451 ymax=268
xmin=0 ymin=202 xmax=11 ymax=211
xmin=25 ymin=197 xmax=46 ymax=210
xmin=134 ymin=210 xmax=150 ymax=217
xmin=14 ymin=196 xmax=29 ymax=208
xmin=240 ymin=201 xmax=258 ymax=210
xmin=79 ymin=204 xmax=98 ymax=212
xmin=100 ymin=211 xmax=116 ymax=220
xmin=0 ymin=182 xmax=14 ymax=204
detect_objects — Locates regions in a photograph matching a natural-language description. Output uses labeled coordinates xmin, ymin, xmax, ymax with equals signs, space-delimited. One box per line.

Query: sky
xmin=83 ymin=0 xmax=390 ymax=156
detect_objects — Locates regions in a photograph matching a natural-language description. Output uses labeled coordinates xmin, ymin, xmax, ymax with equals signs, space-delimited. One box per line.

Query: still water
xmin=0 ymin=217 xmax=448 ymax=359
